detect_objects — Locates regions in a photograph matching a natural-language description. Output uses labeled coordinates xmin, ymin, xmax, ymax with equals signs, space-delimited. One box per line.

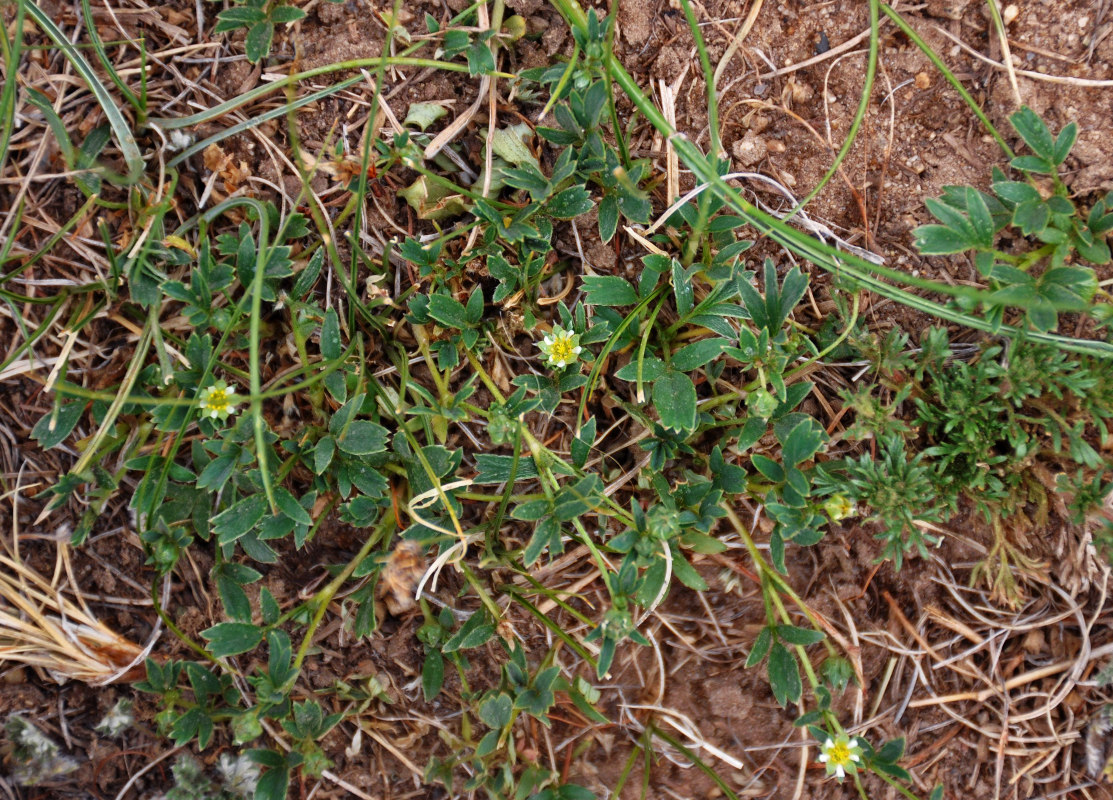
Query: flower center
xmin=206 ymin=389 xmax=231 ymax=411
xmin=828 ymin=742 xmax=851 ymax=765
xmin=550 ymin=338 xmax=574 ymax=362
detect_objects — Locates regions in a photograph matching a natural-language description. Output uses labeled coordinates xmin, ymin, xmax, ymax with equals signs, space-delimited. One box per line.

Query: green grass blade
xmin=148 ymin=58 xmax=499 ymax=131
xmin=0 ymin=0 xmax=27 ymax=171
xmin=879 ymin=3 xmax=1013 ymax=158
xmin=25 ymin=0 xmax=145 ymax=183
xmin=163 ymin=75 xmax=365 ymax=169
xmin=79 ymin=0 xmax=143 ymax=116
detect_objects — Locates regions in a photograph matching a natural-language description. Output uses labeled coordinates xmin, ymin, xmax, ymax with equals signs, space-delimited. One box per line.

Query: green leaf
xmin=777 ymin=624 xmax=825 ymax=646
xmin=1009 ymin=106 xmax=1055 ymax=161
xmin=536 ymin=125 xmax=580 ymax=146
xmin=571 ymin=416 xmax=596 ymax=469
xmin=1076 ymin=234 xmax=1111 ymax=265
xmin=768 ymin=642 xmax=802 ymax=706
xmin=769 ymin=529 xmax=786 ymax=574
xmin=672 ymin=259 xmax=693 ymax=316
xmin=1010 ymin=155 xmax=1054 ymax=174
xmin=269 ymin=4 xmax=306 ymax=23
xmin=273 ymin=487 xmax=312 ymax=526
xmin=1046 ymin=195 xmax=1075 ymax=216
xmin=598 ymin=193 xmax=619 ymax=243
xmin=751 ymin=453 xmax=785 ymax=482
xmin=214 ymin=6 xmax=267 ymax=29
xmin=820 ymin=655 xmax=854 ymax=692
xmin=523 ymin=516 xmax=560 ymax=565
xmin=292 ymin=250 xmax=323 ymax=301
xmin=510 ymin=499 xmax=552 ymax=521
xmin=964 ymin=186 xmax=994 ymax=248
xmin=501 ymin=164 xmax=550 ymax=199
xmin=553 ymin=474 xmax=604 ymax=521
xmin=267 ymin=630 xmax=293 ymax=685
xmin=876 ymin=737 xmax=906 ymax=763
xmin=201 ymin=621 xmax=264 ymax=657
xmin=422 ymin=650 xmax=444 ymax=700
xmin=320 ymin=308 xmax=342 ymax=360
xmin=634 ymin=557 xmax=668 ymax=606
xmin=746 ymin=626 xmax=772 ymax=667
xmin=479 ymin=693 xmax=513 ymax=729
xmin=546 ymin=185 xmax=594 ymax=219
xmin=313 ymin=436 xmax=336 ymax=474
xmin=213 ymin=494 xmax=268 ymax=545
xmin=31 ymin=401 xmax=85 ymax=449
xmin=335 ymin=420 xmax=389 ymax=456
xmin=653 ymin=371 xmax=698 ymax=433
xmin=669 ymin=338 xmax=727 ymax=371
xmin=427 ymin=293 xmax=470 ymax=329
xmin=443 ymin=609 xmax=495 ymax=652
xmin=992 ymin=180 xmax=1040 ymax=205
xmin=244 ymin=21 xmax=274 ymax=63
xmin=669 ymin=549 xmax=708 ymax=591
xmin=489 ymin=122 xmax=538 ymax=168
xmin=465 ymin=40 xmax=496 ymax=75
xmin=582 ymin=275 xmax=638 ymax=306
xmin=1013 ymin=200 xmax=1049 ymax=235
xmin=873 ymin=761 xmax=911 ymax=781
xmin=679 ymin=530 xmax=728 ymax=554
xmin=404 ymin=101 xmax=449 ymax=131
xmin=474 ymin=454 xmax=541 ymax=484
xmin=254 ymin=758 xmax=290 ymax=800
xmin=614 ymin=356 xmax=667 ymax=382
xmin=912 ymin=224 xmax=972 ymax=255
xmin=780 ymin=417 xmax=827 ymax=467
xmin=260 ymin=588 xmax=280 ymax=625
xmin=465 ymin=286 xmax=484 ymax=326
xmin=216 ymin=573 xmax=253 ymax=622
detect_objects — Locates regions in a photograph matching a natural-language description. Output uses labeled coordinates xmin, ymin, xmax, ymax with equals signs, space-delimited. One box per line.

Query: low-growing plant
xmin=913 ymin=106 xmax=1111 ymax=332
xmin=14 ymin=0 xmax=1113 ymax=797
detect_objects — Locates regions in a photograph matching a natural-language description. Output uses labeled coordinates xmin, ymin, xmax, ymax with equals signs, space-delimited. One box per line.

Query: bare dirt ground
xmin=3 ymin=0 xmax=1113 ymax=799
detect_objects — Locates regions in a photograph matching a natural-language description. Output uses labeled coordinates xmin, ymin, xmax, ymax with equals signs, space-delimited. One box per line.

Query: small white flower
xmin=197 ymin=380 xmax=239 ymax=421
xmin=818 ymin=734 xmax=862 ymax=781
xmin=537 ymin=325 xmax=583 ymax=370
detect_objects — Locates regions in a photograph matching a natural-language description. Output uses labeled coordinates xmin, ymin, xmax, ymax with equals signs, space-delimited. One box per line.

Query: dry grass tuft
xmin=0 ymin=490 xmax=147 ymax=684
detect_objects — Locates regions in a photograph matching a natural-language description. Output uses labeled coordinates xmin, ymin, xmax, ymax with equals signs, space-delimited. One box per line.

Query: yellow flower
xmin=197 ymin=380 xmax=239 ymax=421
xmin=818 ymin=733 xmax=862 ymax=781
xmin=538 ymin=325 xmax=583 ymax=370
xmin=823 ymin=494 xmax=856 ymax=523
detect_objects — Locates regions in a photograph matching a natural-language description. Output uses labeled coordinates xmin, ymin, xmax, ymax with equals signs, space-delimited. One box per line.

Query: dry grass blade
xmin=0 ymin=492 xmax=144 ymax=684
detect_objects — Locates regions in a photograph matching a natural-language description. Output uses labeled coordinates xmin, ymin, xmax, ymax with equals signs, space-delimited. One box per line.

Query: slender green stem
xmin=676 ymin=0 xmax=722 ymax=265
xmin=645 ymin=724 xmax=740 ymax=800
xmin=152 ymin=576 xmax=219 ymax=664
xmin=879 ymin=3 xmax=1012 ymax=158
xmin=292 ymin=514 xmax=395 ymax=673
xmin=201 ymin=197 xmax=276 ymax=512
xmin=787 ymin=0 xmax=879 ymax=220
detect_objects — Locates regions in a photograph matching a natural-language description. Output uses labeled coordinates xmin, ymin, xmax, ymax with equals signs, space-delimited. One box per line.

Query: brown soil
xmin=3 ymin=1 xmax=1113 ymax=799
